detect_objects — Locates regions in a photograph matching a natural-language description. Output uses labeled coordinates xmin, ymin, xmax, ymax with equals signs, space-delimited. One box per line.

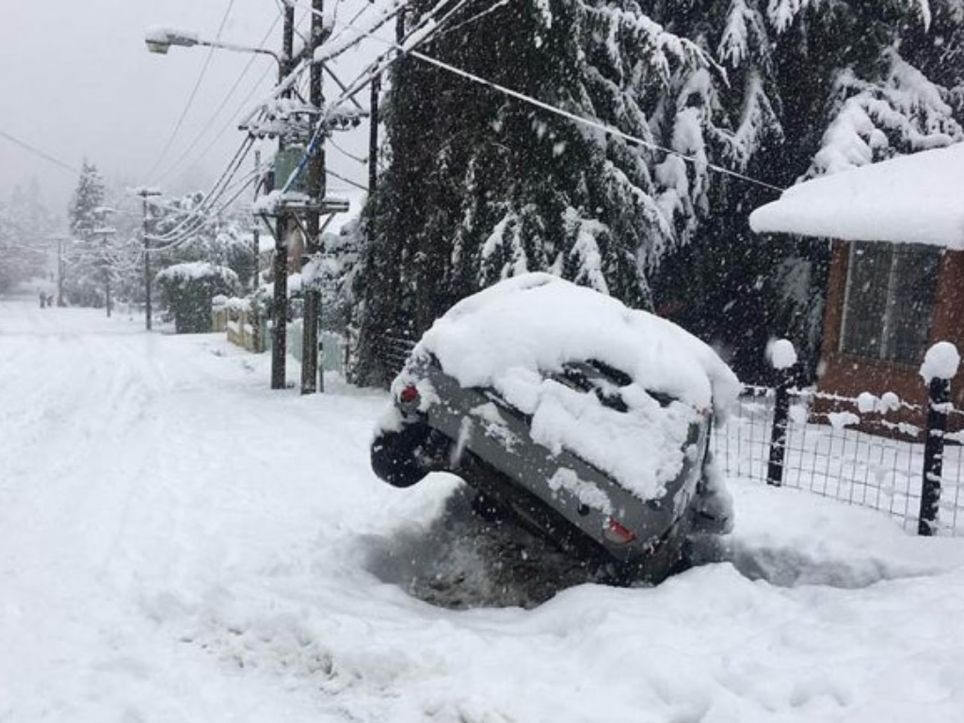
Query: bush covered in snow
xmin=156 ymin=262 xmax=240 ymax=334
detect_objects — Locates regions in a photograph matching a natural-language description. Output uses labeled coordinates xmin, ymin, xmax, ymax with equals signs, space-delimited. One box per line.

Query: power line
xmin=194 ymin=63 xmax=276 ymax=167
xmin=144 ymin=0 xmax=239 ymax=182
xmin=328 ymin=137 xmax=367 ymax=164
xmin=327 ymin=168 xmax=368 ymax=191
xmin=434 ymin=0 xmax=512 ymax=40
xmin=0 ymin=128 xmax=81 ymax=176
xmin=346 ymin=25 xmax=785 ymax=194
xmin=276 ymin=0 xmax=473 ymax=195
xmin=147 ymin=136 xmax=254 ymax=243
xmin=155 ymin=12 xmax=282 ymax=184
xmin=150 ymin=172 xmax=258 ymax=254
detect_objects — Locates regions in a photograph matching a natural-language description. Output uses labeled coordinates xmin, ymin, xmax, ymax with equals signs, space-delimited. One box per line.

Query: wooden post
xmin=301 ymin=0 xmax=326 ymax=395
xmin=270 ymin=5 xmax=296 ymax=390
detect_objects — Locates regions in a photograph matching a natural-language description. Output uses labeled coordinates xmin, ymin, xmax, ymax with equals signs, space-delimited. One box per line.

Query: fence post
xmin=767 ymin=339 xmax=797 ymax=487
xmin=917 ymin=341 xmax=959 ymax=536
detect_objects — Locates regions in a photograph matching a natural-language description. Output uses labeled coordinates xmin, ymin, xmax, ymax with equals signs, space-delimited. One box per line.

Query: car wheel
xmin=371 ymin=423 xmax=435 ymax=488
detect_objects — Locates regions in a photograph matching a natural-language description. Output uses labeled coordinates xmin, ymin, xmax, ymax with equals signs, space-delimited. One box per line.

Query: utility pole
xmin=138 ymin=187 xmax=162 ymax=330
xmin=51 ymin=234 xmax=67 ymax=307
xmin=95 ymin=227 xmax=116 ymax=318
xmin=301 ymin=0 xmax=326 ymax=395
xmin=271 ymin=4 xmax=296 ymax=390
xmin=369 ymin=75 xmax=379 ymax=196
xmin=252 ymin=149 xmax=261 ymax=291
xmin=57 ymin=236 xmax=64 ymax=306
xmin=93 ymin=207 xmax=116 ymax=319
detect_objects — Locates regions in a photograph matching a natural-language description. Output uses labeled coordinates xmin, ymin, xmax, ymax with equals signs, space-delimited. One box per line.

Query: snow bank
xmin=399 ymin=273 xmax=741 ymax=501
xmin=920 ymin=341 xmax=960 ymax=383
xmin=750 ymin=142 xmax=964 ymax=249
xmin=7 ymin=300 xmax=964 ymax=723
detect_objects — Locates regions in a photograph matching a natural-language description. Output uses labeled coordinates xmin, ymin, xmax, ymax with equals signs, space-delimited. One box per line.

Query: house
xmin=749 ymin=142 xmax=964 ymax=416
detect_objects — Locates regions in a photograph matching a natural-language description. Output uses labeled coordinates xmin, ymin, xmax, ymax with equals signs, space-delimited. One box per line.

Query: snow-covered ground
xmin=4 ymin=298 xmax=964 ymax=722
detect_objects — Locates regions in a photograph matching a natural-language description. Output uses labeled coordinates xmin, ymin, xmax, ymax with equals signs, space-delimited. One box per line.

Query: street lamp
xmin=144 ymin=27 xmax=280 ymax=66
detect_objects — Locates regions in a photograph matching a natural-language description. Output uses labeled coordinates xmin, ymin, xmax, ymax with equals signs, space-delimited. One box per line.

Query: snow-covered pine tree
xmin=353 ymin=0 xmax=964 ymax=385
xmin=65 ymin=161 xmax=109 ymax=307
xmin=68 ymin=161 xmax=105 ymax=243
xmin=0 ymin=180 xmax=56 ymax=293
xmin=0 ymin=202 xmax=45 ymax=293
xmin=353 ymin=0 xmax=713 ymax=385
xmin=645 ymin=0 xmax=964 ymax=380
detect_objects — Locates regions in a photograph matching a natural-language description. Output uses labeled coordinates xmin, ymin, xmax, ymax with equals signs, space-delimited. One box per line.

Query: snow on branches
xmin=810 ymin=49 xmax=963 ymax=176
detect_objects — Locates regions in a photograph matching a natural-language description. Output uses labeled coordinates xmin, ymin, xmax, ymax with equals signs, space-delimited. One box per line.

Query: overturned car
xmin=371 ymin=274 xmax=741 ymax=583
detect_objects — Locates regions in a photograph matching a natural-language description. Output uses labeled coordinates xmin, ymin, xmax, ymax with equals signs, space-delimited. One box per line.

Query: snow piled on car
xmin=396 ymin=273 xmax=741 ymax=501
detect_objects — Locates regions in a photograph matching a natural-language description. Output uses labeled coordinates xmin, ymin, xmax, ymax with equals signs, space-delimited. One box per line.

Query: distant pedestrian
xmin=39 ymin=292 xmax=46 ymax=309
xmin=47 ymin=294 xmax=55 ymax=307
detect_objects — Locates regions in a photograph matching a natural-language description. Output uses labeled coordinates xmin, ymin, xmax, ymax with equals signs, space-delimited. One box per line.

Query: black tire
xmin=371 ymin=423 xmax=453 ymax=488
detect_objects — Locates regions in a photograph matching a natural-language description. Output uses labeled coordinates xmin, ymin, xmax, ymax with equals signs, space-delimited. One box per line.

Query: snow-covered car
xmin=371 ymin=273 xmax=742 ymax=583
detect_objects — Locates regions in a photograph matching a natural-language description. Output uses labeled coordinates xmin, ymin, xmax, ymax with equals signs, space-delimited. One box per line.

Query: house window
xmin=840 ymin=241 xmax=941 ymax=365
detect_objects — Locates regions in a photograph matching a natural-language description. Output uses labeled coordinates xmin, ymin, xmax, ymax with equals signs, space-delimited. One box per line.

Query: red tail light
xmin=399 ymin=384 xmax=420 ymax=404
xmin=604 ymin=517 xmax=638 ymax=545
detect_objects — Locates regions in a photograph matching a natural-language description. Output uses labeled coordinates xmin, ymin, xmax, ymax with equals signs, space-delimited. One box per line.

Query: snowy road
xmin=3 ymin=298 xmax=964 ymax=722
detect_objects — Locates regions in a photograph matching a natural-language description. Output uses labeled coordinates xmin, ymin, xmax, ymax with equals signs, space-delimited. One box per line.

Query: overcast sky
xmin=0 ymin=0 xmax=375 ymax=222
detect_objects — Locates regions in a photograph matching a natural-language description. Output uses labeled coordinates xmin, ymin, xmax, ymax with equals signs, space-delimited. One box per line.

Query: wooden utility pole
xmin=369 ymin=75 xmax=380 ymax=196
xmin=96 ymin=228 xmax=115 ymax=318
xmin=271 ymin=5 xmax=296 ymax=390
xmin=138 ymin=188 xmax=162 ymax=330
xmin=252 ymin=149 xmax=261 ymax=291
xmin=51 ymin=234 xmax=67 ymax=307
xmin=301 ymin=0 xmax=326 ymax=395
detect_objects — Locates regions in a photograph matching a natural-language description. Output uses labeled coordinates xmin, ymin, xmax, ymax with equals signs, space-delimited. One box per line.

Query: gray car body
xmin=404 ymin=358 xmax=712 ymax=575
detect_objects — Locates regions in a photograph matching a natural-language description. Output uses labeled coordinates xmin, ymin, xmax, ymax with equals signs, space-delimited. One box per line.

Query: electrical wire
xmin=145 ymin=0 xmax=503 ymax=253
xmin=147 ymin=136 xmax=254 ymax=243
xmin=433 ymin=0 xmax=513 ymax=40
xmin=328 ymin=137 xmax=367 ymax=164
xmin=327 ymin=168 xmax=368 ymax=191
xmin=0 ymin=128 xmax=81 ymax=175
xmin=146 ymin=142 xmax=251 ymax=244
xmin=346 ymin=26 xmax=785 ymax=193
xmin=139 ymin=8 xmax=312 ymax=255
xmin=154 ymin=12 xmax=282 ymax=184
xmin=150 ymin=174 xmax=258 ymax=254
xmin=195 ymin=63 xmax=276 ymax=166
xmin=144 ymin=0 xmax=239 ymax=182
xmin=276 ymin=0 xmax=473 ymax=195
xmin=147 ymin=167 xmax=254 ymax=250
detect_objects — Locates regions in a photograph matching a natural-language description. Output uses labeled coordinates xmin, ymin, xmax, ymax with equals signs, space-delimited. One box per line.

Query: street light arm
xmin=145 ymin=28 xmax=280 ymax=68
xmin=195 ymin=38 xmax=281 ymax=67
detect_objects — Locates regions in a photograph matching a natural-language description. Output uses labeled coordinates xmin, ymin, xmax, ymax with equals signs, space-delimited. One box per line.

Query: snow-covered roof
xmin=749 ymin=142 xmax=964 ymax=250
xmin=156 ymin=261 xmax=239 ymax=285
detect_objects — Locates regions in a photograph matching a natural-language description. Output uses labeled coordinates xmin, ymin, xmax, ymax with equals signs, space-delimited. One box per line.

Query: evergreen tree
xmin=0 ymin=180 xmax=55 ymax=293
xmin=647 ymin=0 xmax=964 ymax=380
xmin=65 ymin=160 xmax=109 ymax=306
xmin=354 ymin=0 xmax=712 ymax=385
xmin=352 ymin=0 xmax=964 ymax=385
xmin=68 ymin=160 xmax=105 ymax=243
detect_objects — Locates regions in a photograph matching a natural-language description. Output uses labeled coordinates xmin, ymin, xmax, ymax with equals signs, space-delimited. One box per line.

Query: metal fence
xmin=713 ymin=383 xmax=964 ymax=536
